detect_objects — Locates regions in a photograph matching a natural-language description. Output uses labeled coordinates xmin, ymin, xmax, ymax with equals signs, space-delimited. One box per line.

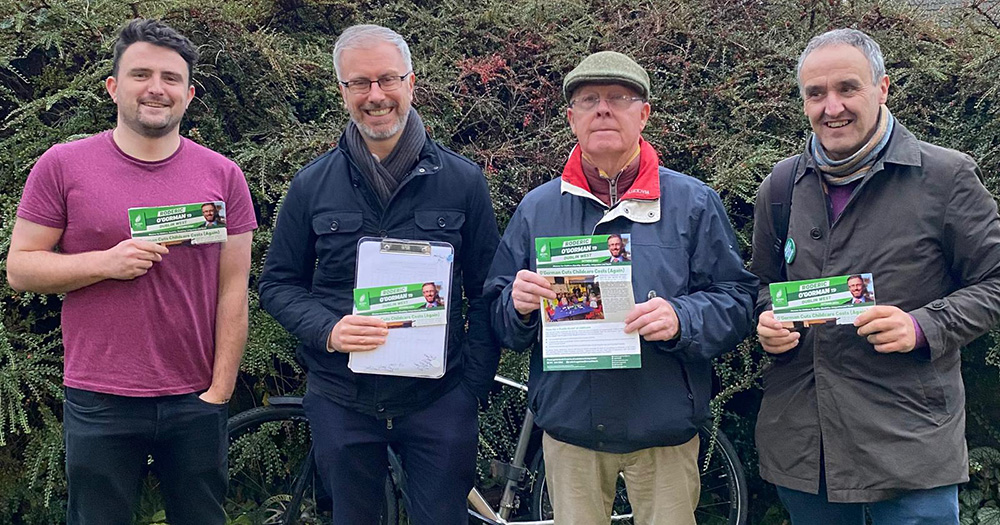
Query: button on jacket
xmin=485 ymin=140 xmax=757 ymax=453
xmin=259 ymin=132 xmax=501 ymax=419
xmin=750 ymin=122 xmax=1000 ymax=503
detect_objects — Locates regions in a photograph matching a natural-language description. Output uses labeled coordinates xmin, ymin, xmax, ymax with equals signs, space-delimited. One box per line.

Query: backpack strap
xmin=769 ymin=155 xmax=800 ymax=280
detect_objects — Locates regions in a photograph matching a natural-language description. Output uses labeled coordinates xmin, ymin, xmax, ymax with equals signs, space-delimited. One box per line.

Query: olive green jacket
xmin=750 ymin=121 xmax=1000 ymax=503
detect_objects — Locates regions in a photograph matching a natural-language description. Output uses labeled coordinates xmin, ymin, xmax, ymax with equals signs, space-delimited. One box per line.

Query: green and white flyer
xmin=770 ymin=273 xmax=876 ymax=326
xmin=536 ymin=234 xmax=640 ymax=371
xmin=353 ymin=282 xmax=447 ymax=328
xmin=128 ymin=201 xmax=228 ymax=245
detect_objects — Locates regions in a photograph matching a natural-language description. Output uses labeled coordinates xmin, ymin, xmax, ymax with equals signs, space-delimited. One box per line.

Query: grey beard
xmin=356 ymin=109 xmax=410 ymax=141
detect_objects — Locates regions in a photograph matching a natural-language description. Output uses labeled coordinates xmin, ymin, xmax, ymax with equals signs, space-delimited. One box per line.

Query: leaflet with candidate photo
xmin=128 ymin=201 xmax=228 ymax=245
xmin=353 ymin=282 xmax=448 ymax=329
xmin=536 ymin=234 xmax=640 ymax=371
xmin=770 ymin=273 xmax=876 ymax=326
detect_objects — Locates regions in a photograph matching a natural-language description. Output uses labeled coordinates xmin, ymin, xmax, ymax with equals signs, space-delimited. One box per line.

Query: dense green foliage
xmin=2 ymin=0 xmax=1000 ymax=522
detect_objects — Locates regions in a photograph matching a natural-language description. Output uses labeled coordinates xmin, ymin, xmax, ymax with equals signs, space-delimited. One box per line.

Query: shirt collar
xmin=561 ymin=137 xmax=662 ymax=201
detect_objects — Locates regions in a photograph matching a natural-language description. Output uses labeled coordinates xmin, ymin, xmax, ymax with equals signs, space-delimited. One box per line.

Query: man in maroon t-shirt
xmin=7 ymin=19 xmax=255 ymax=525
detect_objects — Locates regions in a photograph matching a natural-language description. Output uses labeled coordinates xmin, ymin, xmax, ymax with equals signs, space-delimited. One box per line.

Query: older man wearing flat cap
xmin=485 ymin=51 xmax=756 ymax=524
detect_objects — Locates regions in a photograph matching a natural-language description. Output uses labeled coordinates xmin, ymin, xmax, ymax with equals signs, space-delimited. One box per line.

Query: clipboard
xmin=349 ymin=237 xmax=455 ymax=378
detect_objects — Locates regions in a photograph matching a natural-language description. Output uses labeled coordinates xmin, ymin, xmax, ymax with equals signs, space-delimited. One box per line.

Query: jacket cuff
xmin=316 ymin=317 xmax=339 ymax=354
xmin=511 ymin=303 xmax=540 ymax=331
xmin=908 ymin=306 xmax=944 ymax=361
xmin=658 ymin=298 xmax=690 ymax=352
xmin=503 ymin=283 xmax=540 ymax=347
xmin=907 ymin=313 xmax=930 ymax=361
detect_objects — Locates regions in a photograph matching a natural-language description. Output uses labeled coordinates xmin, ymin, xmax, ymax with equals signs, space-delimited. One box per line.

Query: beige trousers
xmin=542 ymin=432 xmax=700 ymax=525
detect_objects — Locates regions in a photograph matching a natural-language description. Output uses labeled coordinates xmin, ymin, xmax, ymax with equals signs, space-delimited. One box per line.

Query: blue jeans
xmin=63 ymin=387 xmax=229 ymax=525
xmin=777 ymin=479 xmax=959 ymax=525
xmin=304 ymin=383 xmax=479 ymax=525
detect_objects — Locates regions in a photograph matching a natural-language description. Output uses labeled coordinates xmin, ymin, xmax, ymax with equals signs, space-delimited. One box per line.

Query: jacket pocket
xmin=311 ymin=211 xmax=364 ymax=280
xmin=312 ymin=211 xmax=364 ymax=236
xmin=916 ymin=362 xmax=949 ymax=425
xmin=414 ymin=209 xmax=465 ymax=252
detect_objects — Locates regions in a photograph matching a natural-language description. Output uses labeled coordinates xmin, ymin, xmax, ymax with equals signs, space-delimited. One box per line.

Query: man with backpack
xmin=751 ymin=29 xmax=1000 ymax=524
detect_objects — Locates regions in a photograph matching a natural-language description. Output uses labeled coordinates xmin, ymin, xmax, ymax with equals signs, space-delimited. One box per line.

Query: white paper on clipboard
xmin=349 ymin=237 xmax=454 ymax=378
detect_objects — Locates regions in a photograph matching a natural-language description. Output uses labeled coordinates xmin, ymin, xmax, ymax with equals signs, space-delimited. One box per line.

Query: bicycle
xmin=225 ymin=375 xmax=748 ymax=525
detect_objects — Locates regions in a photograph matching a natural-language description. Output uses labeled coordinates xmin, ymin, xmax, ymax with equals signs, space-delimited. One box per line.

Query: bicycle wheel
xmin=227 ymin=404 xmax=399 ymax=525
xmin=527 ymin=427 xmax=747 ymax=525
xmin=696 ymin=428 xmax=748 ymax=525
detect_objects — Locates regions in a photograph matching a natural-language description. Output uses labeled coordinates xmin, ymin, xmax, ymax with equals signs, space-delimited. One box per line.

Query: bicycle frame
xmin=467 ymin=375 xmax=531 ymax=524
xmin=468 ymin=375 xmax=633 ymax=525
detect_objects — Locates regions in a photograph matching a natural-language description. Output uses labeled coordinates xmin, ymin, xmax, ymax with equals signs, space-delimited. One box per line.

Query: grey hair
xmin=796 ymin=29 xmax=886 ymax=94
xmin=333 ymin=24 xmax=413 ymax=80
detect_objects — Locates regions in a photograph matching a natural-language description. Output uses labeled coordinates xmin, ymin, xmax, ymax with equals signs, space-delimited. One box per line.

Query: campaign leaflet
xmin=770 ymin=273 xmax=876 ymax=326
xmin=353 ymin=282 xmax=447 ymax=329
xmin=128 ymin=201 xmax=227 ymax=245
xmin=536 ymin=234 xmax=640 ymax=371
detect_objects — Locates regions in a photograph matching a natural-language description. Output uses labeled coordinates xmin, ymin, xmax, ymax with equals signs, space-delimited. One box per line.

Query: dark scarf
xmin=811 ymin=104 xmax=894 ymax=186
xmin=345 ymin=108 xmax=426 ymax=206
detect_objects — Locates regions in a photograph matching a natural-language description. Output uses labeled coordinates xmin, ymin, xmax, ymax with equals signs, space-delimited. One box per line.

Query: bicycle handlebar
xmin=494 ymin=375 xmax=528 ymax=393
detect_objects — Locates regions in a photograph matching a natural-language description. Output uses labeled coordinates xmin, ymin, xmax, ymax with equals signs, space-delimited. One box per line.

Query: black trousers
xmin=63 ymin=387 xmax=228 ymax=525
xmin=304 ymin=383 xmax=479 ymax=525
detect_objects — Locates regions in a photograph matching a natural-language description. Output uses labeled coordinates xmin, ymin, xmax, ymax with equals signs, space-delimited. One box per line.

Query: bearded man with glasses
xmin=259 ymin=24 xmax=500 ymax=524
xmin=485 ymin=51 xmax=756 ymax=524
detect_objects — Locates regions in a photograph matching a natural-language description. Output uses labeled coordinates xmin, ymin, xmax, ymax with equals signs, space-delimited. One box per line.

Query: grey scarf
xmin=345 ymin=108 xmax=426 ymax=206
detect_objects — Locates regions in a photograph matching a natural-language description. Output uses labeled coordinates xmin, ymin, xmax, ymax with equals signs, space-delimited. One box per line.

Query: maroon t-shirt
xmin=17 ymin=131 xmax=257 ymax=396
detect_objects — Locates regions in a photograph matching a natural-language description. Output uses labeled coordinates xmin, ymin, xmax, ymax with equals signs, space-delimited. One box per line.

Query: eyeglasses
xmin=339 ymin=72 xmax=412 ymax=95
xmin=569 ymin=94 xmax=646 ymax=112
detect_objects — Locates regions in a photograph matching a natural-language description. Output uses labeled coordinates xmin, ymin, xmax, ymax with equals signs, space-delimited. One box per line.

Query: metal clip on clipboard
xmin=381 ymin=239 xmax=432 ymax=256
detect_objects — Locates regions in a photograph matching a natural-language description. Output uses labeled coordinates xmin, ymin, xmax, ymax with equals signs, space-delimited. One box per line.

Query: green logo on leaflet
xmin=773 ymin=288 xmax=788 ymax=307
xmin=537 ymin=242 xmax=551 ymax=262
xmin=356 ymin=291 xmax=371 ymax=311
xmin=130 ymin=211 xmax=147 ymax=231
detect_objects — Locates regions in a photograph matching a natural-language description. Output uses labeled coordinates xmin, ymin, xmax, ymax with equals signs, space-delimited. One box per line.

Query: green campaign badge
xmin=784 ymin=237 xmax=796 ymax=265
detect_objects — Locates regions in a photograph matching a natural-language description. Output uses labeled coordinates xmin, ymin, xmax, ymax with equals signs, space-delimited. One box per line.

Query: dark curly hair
xmin=112 ymin=19 xmax=199 ymax=84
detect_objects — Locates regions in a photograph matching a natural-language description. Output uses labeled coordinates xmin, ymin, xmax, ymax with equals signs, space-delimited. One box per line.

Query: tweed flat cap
xmin=563 ymin=51 xmax=650 ymax=101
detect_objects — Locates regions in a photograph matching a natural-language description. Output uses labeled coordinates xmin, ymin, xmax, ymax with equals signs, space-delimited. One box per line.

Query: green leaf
xmin=978 ymin=506 xmax=1000 ymax=525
